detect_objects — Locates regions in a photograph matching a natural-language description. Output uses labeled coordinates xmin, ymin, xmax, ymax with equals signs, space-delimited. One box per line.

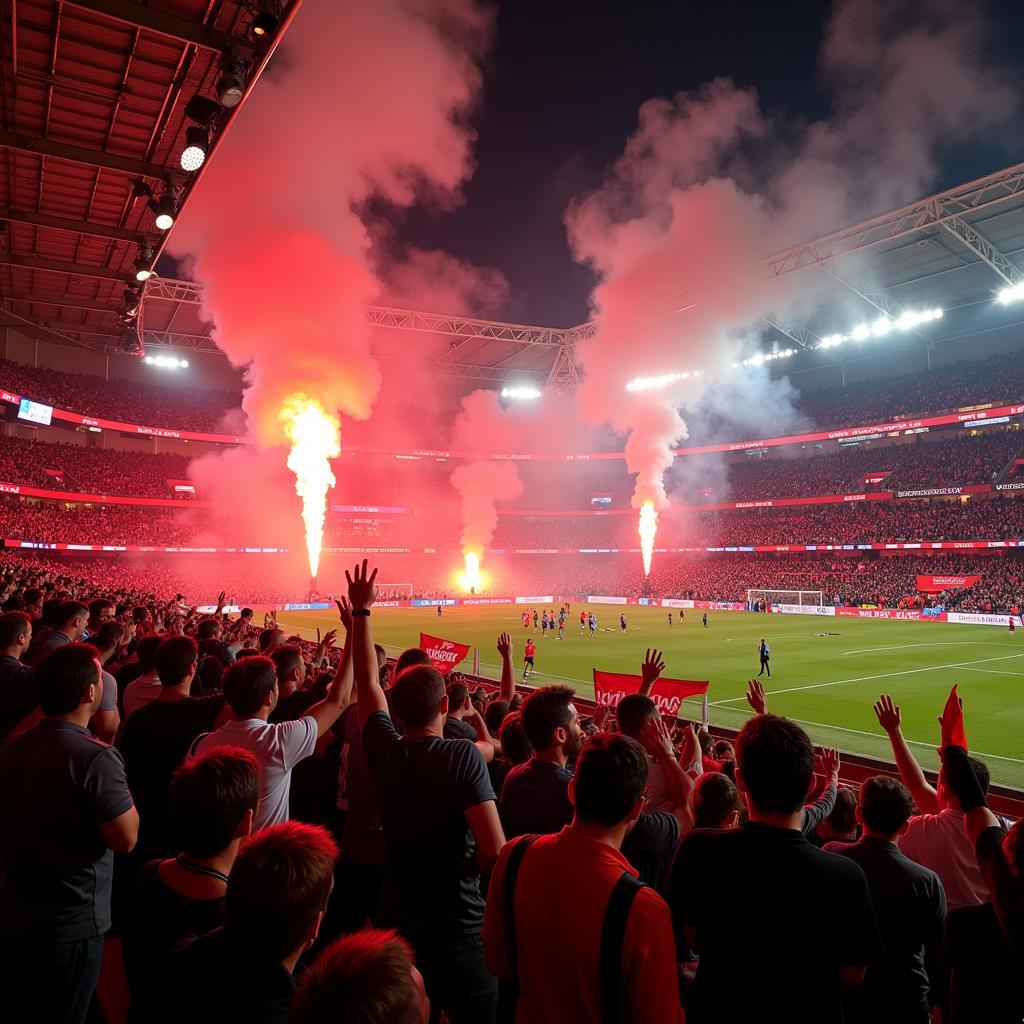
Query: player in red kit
xmin=523 ymin=638 xmax=536 ymax=680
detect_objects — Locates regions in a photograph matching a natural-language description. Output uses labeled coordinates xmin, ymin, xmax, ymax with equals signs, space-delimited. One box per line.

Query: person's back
xmin=670 ymin=714 xmax=882 ymax=1024
xmin=153 ymin=821 xmax=337 ymax=1024
xmin=119 ymin=635 xmax=224 ymax=855
xmin=827 ymin=776 xmax=946 ymax=1024
xmin=123 ymin=747 xmax=258 ymax=1020
xmin=484 ymin=734 xmax=681 ymax=1023
xmin=0 ymin=643 xmax=137 ymax=1022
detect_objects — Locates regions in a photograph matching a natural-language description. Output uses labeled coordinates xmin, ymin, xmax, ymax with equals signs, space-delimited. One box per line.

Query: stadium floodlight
xmin=252 ymin=0 xmax=279 ymax=36
xmin=134 ymin=246 xmax=154 ymax=282
xmin=147 ymin=354 xmax=188 ymax=370
xmin=180 ymin=125 xmax=210 ymax=172
xmin=501 ymin=386 xmax=542 ymax=400
xmin=217 ymin=56 xmax=249 ymax=108
xmin=152 ymin=194 xmax=176 ymax=231
xmin=625 ymin=370 xmax=703 ymax=393
xmin=739 ymin=348 xmax=795 ymax=368
xmin=817 ymin=307 xmax=942 ymax=351
xmin=998 ymin=282 xmax=1024 ymax=305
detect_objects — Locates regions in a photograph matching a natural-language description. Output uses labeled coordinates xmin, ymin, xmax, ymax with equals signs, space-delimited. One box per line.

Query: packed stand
xmin=0 ymin=358 xmax=241 ymax=433
xmin=1 ymin=558 xmax=1019 ymax=1024
xmin=0 ymin=436 xmax=197 ymax=498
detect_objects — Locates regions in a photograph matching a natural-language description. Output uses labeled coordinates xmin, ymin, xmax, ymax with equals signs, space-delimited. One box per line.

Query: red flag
xmin=418 ymin=633 xmax=472 ymax=676
xmin=592 ymin=670 xmax=709 ymax=719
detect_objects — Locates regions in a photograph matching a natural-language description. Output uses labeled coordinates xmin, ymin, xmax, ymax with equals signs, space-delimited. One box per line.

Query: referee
xmin=758 ymin=638 xmax=771 ymax=677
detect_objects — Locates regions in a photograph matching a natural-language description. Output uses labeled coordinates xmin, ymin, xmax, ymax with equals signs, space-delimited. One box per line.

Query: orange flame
xmin=278 ymin=394 xmax=341 ymax=578
xmin=639 ymin=500 xmax=658 ymax=576
xmin=458 ymin=550 xmax=483 ymax=592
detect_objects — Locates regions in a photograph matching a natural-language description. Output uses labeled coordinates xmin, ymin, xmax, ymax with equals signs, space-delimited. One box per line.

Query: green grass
xmin=276 ymin=605 xmax=1024 ymax=789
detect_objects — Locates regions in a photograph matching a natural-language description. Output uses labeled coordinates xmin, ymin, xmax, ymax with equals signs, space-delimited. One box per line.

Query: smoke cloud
xmin=566 ymin=0 xmax=1018 ymax=520
xmin=167 ymin=0 xmax=495 ymax=562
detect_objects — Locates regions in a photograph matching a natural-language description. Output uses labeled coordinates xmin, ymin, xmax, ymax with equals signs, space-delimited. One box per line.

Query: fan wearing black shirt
xmin=669 ymin=714 xmax=883 ymax=1024
xmin=826 ymin=776 xmax=946 ymax=1024
xmin=122 ymin=746 xmax=259 ymax=1021
xmin=0 ymin=610 xmax=35 ymax=741
xmin=119 ymin=635 xmax=228 ymax=857
xmin=346 ymin=560 xmax=505 ymax=1024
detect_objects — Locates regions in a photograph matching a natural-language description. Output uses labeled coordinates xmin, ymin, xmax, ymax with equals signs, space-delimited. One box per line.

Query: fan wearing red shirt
xmin=484 ymin=733 xmax=682 ymax=1024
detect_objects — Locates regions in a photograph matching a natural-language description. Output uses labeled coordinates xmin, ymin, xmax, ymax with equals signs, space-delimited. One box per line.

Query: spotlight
xmin=500 ymin=386 xmax=543 ymax=401
xmin=998 ymin=282 xmax=1024 ymax=306
xmin=180 ymin=125 xmax=209 ymax=172
xmin=122 ymin=287 xmax=142 ymax=317
xmin=151 ymin=194 xmax=176 ymax=231
xmin=181 ymin=359 xmax=189 ymax=368
xmin=217 ymin=57 xmax=249 ymax=108
xmin=134 ymin=257 xmax=153 ymax=282
xmin=252 ymin=1 xmax=279 ymax=36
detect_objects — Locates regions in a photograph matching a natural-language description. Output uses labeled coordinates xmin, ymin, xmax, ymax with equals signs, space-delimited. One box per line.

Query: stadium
xmin=1 ymin=2 xmax=1023 ymax=1022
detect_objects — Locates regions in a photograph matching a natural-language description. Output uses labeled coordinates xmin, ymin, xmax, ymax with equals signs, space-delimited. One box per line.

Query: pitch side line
xmin=842 ymin=642 xmax=1010 ymax=656
xmin=710 ymin=651 xmax=1024 ymax=706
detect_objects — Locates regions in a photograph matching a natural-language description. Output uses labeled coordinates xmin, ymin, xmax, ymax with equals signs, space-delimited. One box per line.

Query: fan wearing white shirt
xmin=195 ymin=603 xmax=355 ymax=831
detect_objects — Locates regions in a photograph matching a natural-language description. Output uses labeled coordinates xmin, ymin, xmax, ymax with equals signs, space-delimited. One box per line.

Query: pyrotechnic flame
xmin=278 ymin=394 xmax=341 ymax=579
xmin=458 ymin=550 xmax=483 ymax=592
xmin=639 ymin=500 xmax=658 ymax=577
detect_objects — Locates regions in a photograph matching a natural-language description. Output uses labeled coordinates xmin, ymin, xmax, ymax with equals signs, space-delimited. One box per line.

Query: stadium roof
xmin=1 ymin=6 xmax=1022 ymax=390
xmin=0 ymin=0 xmax=301 ymax=353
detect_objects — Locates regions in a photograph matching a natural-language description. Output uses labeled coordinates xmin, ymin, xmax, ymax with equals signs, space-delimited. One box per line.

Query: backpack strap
xmin=502 ymin=834 xmax=540 ymax=980
xmin=599 ymin=872 xmax=645 ymax=1024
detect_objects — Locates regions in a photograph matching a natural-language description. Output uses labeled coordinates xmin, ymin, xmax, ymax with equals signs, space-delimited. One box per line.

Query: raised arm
xmin=874 ymin=694 xmax=938 ymax=813
xmin=463 ymin=704 xmax=496 ymax=764
xmin=496 ymin=632 xmax=515 ymax=704
xmin=639 ymin=648 xmax=665 ymax=697
xmin=746 ymin=678 xmax=767 ymax=715
xmin=802 ymin=747 xmax=839 ymax=836
xmin=346 ymin=561 xmax=387 ymax=728
xmin=641 ymin=716 xmax=694 ymax=832
xmin=305 ymin=612 xmax=353 ymax=738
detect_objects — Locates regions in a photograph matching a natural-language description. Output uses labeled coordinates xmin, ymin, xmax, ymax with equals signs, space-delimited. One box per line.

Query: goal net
xmin=746 ymin=589 xmax=824 ymax=611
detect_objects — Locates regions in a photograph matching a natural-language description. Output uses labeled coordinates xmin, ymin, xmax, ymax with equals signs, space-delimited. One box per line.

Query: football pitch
xmin=276 ymin=605 xmax=1024 ymax=789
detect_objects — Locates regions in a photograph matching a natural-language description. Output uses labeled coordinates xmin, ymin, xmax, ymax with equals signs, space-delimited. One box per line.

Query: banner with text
xmin=418 ymin=633 xmax=472 ymax=675
xmin=917 ymin=575 xmax=982 ymax=592
xmin=587 ymin=595 xmax=628 ymax=604
xmin=592 ymin=670 xmax=709 ymax=718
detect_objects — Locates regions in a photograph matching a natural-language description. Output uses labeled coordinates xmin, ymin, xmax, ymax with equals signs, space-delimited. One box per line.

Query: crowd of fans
xmin=0 ymin=436 xmax=195 ymax=498
xmin=0 ymin=559 xmax=1019 ymax=1024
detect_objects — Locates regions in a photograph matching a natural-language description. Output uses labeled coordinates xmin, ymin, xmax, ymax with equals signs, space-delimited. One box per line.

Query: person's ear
xmin=439 ymin=694 xmax=449 ymax=717
xmin=553 ymin=725 xmax=568 ymax=747
xmin=727 ymin=809 xmax=740 ymax=829
xmin=235 ymin=807 xmax=255 ymax=839
xmin=855 ymin=805 xmax=864 ymax=827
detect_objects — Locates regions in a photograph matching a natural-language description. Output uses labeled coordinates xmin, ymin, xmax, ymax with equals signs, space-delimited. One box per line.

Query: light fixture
xmin=147 ymin=354 xmax=189 ymax=370
xmin=217 ymin=56 xmax=249 ymax=108
xmin=252 ymin=0 xmax=279 ymax=36
xmin=180 ymin=125 xmax=209 ymax=172
xmin=500 ymin=386 xmax=543 ymax=401
xmin=122 ymin=287 xmax=142 ymax=318
xmin=998 ymin=282 xmax=1024 ymax=306
xmin=152 ymin=193 xmax=176 ymax=231
xmin=135 ymin=245 xmax=154 ymax=278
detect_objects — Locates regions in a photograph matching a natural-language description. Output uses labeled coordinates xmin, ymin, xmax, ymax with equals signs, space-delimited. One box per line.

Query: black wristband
xmin=352 ymin=608 xmax=371 ymax=617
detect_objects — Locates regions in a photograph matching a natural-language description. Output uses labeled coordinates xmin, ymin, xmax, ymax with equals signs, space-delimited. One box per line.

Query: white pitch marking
xmin=710 ymin=651 xmax=1024 ymax=706
xmin=843 ymin=642 xmax=1008 ymax=656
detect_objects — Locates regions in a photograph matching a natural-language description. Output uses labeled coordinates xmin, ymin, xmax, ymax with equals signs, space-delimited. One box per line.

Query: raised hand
xmin=873 ymin=694 xmax=901 ymax=734
xmin=640 ymin=648 xmax=666 ymax=694
xmin=321 ymin=628 xmax=338 ymax=648
xmin=345 ymin=560 xmax=378 ymax=612
xmin=335 ymin=596 xmax=353 ymax=632
xmin=592 ymin=703 xmax=610 ymax=729
xmin=640 ymin=716 xmax=676 ymax=762
xmin=938 ymin=684 xmax=967 ymax=750
xmin=819 ymin=746 xmax=840 ymax=782
xmin=746 ymin=678 xmax=767 ymax=715
xmin=496 ymin=632 xmax=513 ymax=660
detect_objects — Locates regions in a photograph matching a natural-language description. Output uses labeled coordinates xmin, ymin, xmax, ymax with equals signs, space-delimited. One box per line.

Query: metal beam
xmin=366 ymin=307 xmax=570 ymax=346
xmin=0 ymin=308 xmax=97 ymax=350
xmin=0 ymin=130 xmax=183 ymax=182
xmin=938 ymin=215 xmax=1024 ymax=288
xmin=0 ymin=206 xmax=153 ymax=245
xmin=0 ymin=253 xmax=131 ymax=282
xmin=765 ymin=162 xmax=1024 ymax=277
xmin=66 ymin=0 xmax=257 ymax=56
xmin=760 ymin=313 xmax=820 ymax=349
xmin=819 ymin=264 xmax=906 ymax=320
xmin=0 ymin=291 xmax=122 ymax=313
xmin=546 ymin=345 xmax=581 ymax=393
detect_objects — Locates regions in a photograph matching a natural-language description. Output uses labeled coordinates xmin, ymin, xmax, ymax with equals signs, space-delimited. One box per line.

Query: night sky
xmin=395 ymin=0 xmax=1024 ymax=327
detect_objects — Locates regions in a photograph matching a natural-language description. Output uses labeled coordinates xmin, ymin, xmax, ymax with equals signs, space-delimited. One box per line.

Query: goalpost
xmin=746 ymin=588 xmax=824 ymax=611
xmin=373 ymin=582 xmax=414 ymax=600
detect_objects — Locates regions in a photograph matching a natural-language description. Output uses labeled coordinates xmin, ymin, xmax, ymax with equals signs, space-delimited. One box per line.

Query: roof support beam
xmin=65 ymin=0 xmax=256 ymax=56
xmin=0 ymin=130 xmax=183 ymax=182
xmin=760 ymin=313 xmax=819 ymax=349
xmin=0 ymin=253 xmax=131 ymax=282
xmin=938 ymin=215 xmax=1024 ymax=288
xmin=0 ymin=206 xmax=152 ymax=245
xmin=0 ymin=291 xmax=122 ymax=313
xmin=819 ymin=263 xmax=907 ymax=320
